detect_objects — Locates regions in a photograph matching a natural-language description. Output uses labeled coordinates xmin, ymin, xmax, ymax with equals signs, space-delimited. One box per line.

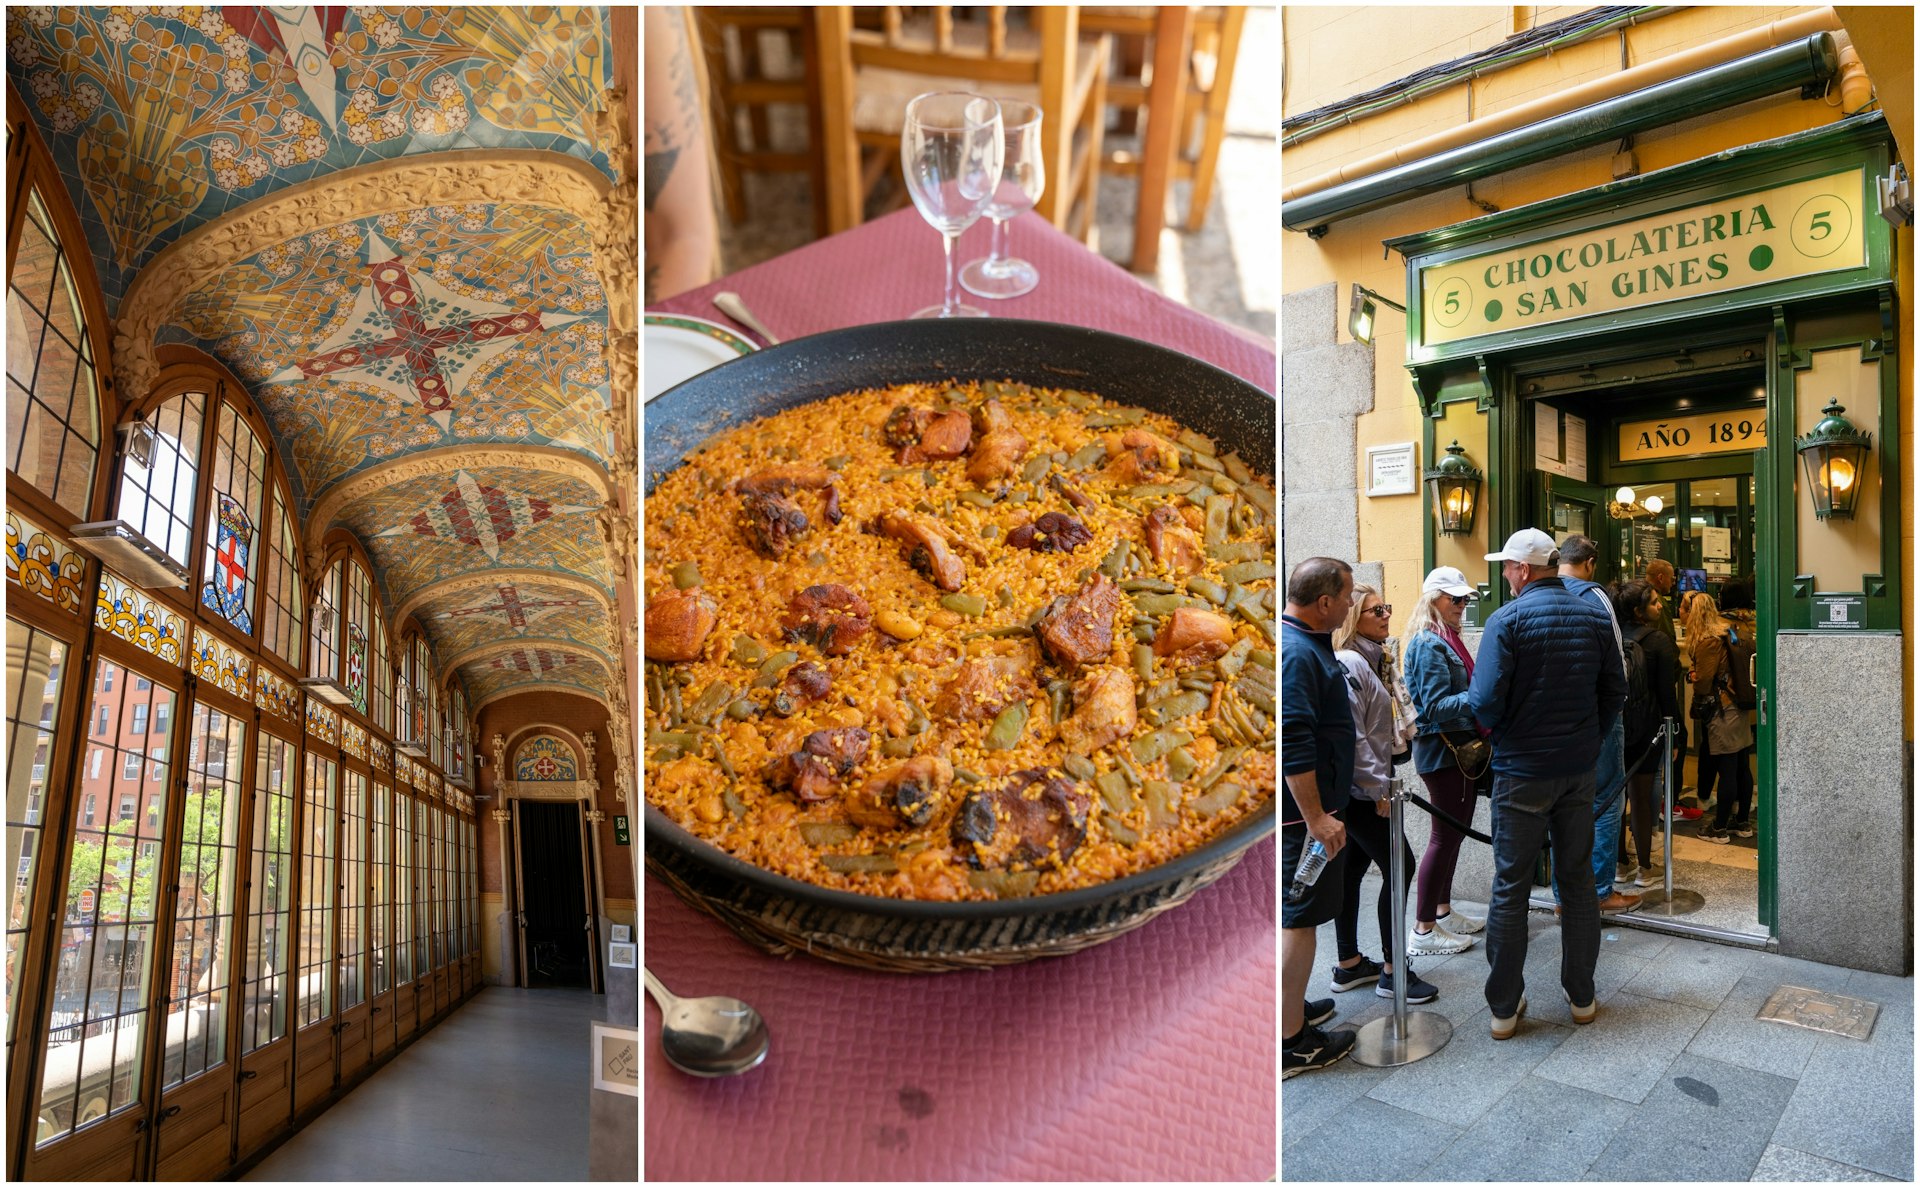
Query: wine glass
xmin=960 ymin=99 xmax=1045 ymax=299
xmin=901 ymin=92 xmax=1003 ymax=318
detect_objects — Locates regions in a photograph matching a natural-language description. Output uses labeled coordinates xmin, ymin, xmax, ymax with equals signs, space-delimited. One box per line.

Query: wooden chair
xmin=1081 ymin=6 xmax=1247 ymax=234
xmin=693 ymin=7 xmax=830 ymax=238
xmin=814 ymin=6 xmax=1111 ymax=241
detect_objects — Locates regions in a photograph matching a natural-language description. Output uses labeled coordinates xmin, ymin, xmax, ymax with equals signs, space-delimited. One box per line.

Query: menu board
xmin=1632 ymin=522 xmax=1665 ymax=576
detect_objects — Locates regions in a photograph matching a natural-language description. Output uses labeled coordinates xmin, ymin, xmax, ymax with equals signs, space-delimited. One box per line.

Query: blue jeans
xmin=1550 ymin=717 xmax=1624 ymax=902
xmin=1486 ymin=770 xmax=1601 ymax=1018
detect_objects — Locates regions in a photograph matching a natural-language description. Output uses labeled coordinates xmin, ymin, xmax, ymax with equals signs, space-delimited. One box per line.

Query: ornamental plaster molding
xmin=588 ymin=85 xmax=641 ymax=621
xmin=114 ymin=151 xmax=614 ymax=405
xmin=473 ymin=681 xmax=609 ymax=715
xmin=393 ymin=569 xmax=611 ymax=633
xmin=446 ymin=638 xmax=611 ymax=681
xmin=602 ymin=674 xmax=634 ymax=805
xmin=303 ymin=443 xmax=613 ymax=567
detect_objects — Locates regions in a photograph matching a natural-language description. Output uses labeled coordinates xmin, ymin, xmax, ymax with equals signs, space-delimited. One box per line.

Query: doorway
xmin=512 ymin=802 xmax=593 ymax=989
xmin=1529 ymin=372 xmax=1771 ymax=943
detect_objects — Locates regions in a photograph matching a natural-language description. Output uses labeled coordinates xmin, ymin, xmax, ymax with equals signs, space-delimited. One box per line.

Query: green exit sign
xmin=613 ymin=815 xmax=630 ymax=845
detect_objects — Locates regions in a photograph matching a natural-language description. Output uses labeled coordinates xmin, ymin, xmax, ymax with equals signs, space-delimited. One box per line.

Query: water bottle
xmin=1286 ymin=838 xmax=1330 ymax=904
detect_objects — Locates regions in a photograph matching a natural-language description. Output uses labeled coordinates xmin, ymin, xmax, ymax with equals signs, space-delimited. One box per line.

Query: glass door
xmin=334 ymin=768 xmax=371 ymax=1080
xmin=367 ymin=781 xmax=395 ymax=1061
xmin=234 ymin=729 xmax=297 ymax=1155
xmin=290 ymin=753 xmax=335 ymax=1115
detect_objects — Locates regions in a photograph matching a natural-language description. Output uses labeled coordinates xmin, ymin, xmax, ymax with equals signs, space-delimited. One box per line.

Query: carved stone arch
xmin=494 ymin=723 xmax=599 ymax=804
xmin=472 ymin=682 xmax=611 ymax=716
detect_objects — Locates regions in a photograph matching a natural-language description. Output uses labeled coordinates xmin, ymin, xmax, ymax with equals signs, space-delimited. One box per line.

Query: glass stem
xmin=942 ymin=230 xmax=960 ymax=315
xmin=989 ymin=216 xmax=1009 ymax=265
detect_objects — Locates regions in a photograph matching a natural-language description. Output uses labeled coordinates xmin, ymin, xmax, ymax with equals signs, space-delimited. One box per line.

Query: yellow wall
xmin=1284 ymin=7 xmax=1910 ymax=704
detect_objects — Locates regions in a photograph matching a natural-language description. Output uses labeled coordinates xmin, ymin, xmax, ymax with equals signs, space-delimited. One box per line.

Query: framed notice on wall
xmin=1366 ymin=442 xmax=1417 ymax=496
xmin=592 ymin=1021 xmax=640 ymax=1097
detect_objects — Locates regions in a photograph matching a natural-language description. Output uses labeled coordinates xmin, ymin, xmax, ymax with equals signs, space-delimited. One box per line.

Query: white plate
xmin=644 ymin=314 xmax=756 ymax=401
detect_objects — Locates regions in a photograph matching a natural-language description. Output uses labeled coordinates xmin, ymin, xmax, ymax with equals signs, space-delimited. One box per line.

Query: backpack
xmin=1619 ymin=630 xmax=1659 ymax=757
xmin=1722 ymin=626 xmax=1758 ymax=710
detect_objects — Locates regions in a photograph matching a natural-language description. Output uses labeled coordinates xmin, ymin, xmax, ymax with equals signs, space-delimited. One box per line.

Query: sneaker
xmin=1617 ymin=863 xmax=1642 ymax=885
xmin=1283 ymin=1023 xmax=1355 ymax=1079
xmin=1699 ymin=824 xmax=1732 ymax=844
xmin=1330 ymin=956 xmax=1382 ymax=993
xmin=1408 ymin=923 xmax=1472 ymax=955
xmin=1375 ymin=965 xmax=1438 ymax=1004
xmin=1491 ymin=995 xmax=1528 ymax=1040
xmin=1634 ymin=865 xmax=1664 ymax=887
xmin=1673 ymin=805 xmax=1704 ymax=821
xmin=1437 ymin=908 xmax=1484 ymax=934
xmin=1598 ymin=889 xmax=1642 ymax=913
xmin=1565 ymin=990 xmax=1597 ymax=1025
xmin=1304 ymin=996 xmax=1336 ymax=1026
xmin=1732 ymin=819 xmax=1756 ymax=838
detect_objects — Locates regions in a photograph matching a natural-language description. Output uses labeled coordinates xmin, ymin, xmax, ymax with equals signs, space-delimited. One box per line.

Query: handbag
xmin=1706 ymin=667 xmax=1753 ymax=752
xmin=1440 ymin=729 xmax=1492 ymax=780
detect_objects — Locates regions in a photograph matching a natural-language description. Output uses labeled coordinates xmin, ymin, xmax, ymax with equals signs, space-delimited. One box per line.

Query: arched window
xmin=114 ymin=389 xmax=205 ymax=575
xmin=6 ymin=186 xmax=101 ymax=517
xmin=309 ymin=561 xmax=341 ymax=682
xmin=370 ymin=602 xmax=391 ymax=732
xmin=258 ymin=489 xmax=304 ymax=670
xmin=199 ymin=401 xmax=267 ymax=633
xmin=343 ymin=561 xmax=370 ymax=715
xmin=447 ymin=688 xmax=467 ymax=782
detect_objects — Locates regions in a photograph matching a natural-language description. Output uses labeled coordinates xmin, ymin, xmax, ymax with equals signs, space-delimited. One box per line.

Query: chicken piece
xmin=883 ymin=405 xmax=932 ymax=448
xmin=1143 ymin=506 xmax=1205 ymax=575
xmin=768 ymin=727 xmax=872 ymax=803
xmin=1035 ymin=574 xmax=1122 ymax=668
xmin=966 ymin=428 xmax=1030 ymax=486
xmin=845 ymin=755 xmax=955 ymax=830
xmin=736 ymin=465 xmax=836 ymax=496
xmin=951 ymin=769 xmax=1092 ymax=870
xmin=1153 ymin=607 xmax=1235 ymax=664
xmin=1050 ymin=472 xmax=1094 ymax=510
xmin=877 ymin=510 xmax=966 ymax=591
xmin=740 ymin=490 xmax=809 ymax=558
xmin=644 ymin=588 xmax=718 ymax=662
xmin=1005 ymin=512 xmax=1093 ymax=554
xmin=971 ymin=398 xmax=1014 ymax=435
xmin=770 ymin=661 xmax=832 ymax=717
xmin=1059 ymin=667 xmax=1138 ymax=753
xmin=1178 ymin=504 xmax=1207 ymax=532
xmin=899 ymin=410 xmax=972 ymax=463
xmin=780 ymin=584 xmax=873 ymax=657
xmin=1105 ymin=429 xmax=1180 ymax=485
xmin=932 ymin=654 xmax=1037 ymax=722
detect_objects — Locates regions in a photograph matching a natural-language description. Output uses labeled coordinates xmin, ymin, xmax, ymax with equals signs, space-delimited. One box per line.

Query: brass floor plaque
xmin=1756 ymin=984 xmax=1880 ymax=1041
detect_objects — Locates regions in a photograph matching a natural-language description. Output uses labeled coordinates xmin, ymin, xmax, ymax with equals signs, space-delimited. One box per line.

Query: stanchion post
xmin=1350 ymin=774 xmax=1451 ymax=1067
xmin=1387 ymin=781 xmax=1408 ymax=1040
xmin=1661 ymin=718 xmax=1675 ymax=896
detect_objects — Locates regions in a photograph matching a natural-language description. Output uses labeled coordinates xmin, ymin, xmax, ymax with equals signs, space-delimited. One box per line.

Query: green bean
xmin=963 ymin=625 xmax=1031 ymax=641
xmin=1066 ymin=441 xmax=1107 ymax=470
xmin=1132 ymin=623 xmax=1156 ymax=643
xmin=807 ymin=550 xmax=828 ymax=567
xmin=726 ymin=699 xmax=757 ymax=721
xmin=1084 ymin=412 xmax=1131 ymax=428
xmin=1221 ymin=583 xmax=1254 ymax=611
xmin=1248 ymin=647 xmax=1275 ymax=670
xmin=1095 ymin=770 xmax=1133 ymax=813
xmin=1222 ymin=453 xmax=1252 ymax=483
xmin=1021 ymin=455 xmax=1052 ymax=485
xmin=1179 ymin=674 xmax=1216 ymax=693
xmin=1209 ymin=721 xmax=1238 ymax=746
xmin=1241 ymin=484 xmax=1275 ymax=514
xmin=1132 ymin=727 xmax=1192 ymax=764
xmin=996 ymin=584 xmax=1015 ymax=608
xmin=945 ymin=386 xmax=969 ymax=402
xmin=650 ymin=745 xmax=683 ymax=762
xmin=1143 ymin=690 xmax=1209 ymax=726
xmin=1167 ymin=746 xmax=1199 ymax=782
xmin=1128 ymin=483 xmax=1188 ymax=499
xmin=686 ymin=682 xmax=732 ymax=725
xmin=1008 ymin=489 xmax=1028 ymax=504
xmin=1098 ymin=540 xmax=1128 ymax=579
xmin=1204 ymin=472 xmax=1235 ymax=496
xmin=1062 ymin=752 xmax=1098 ymax=781
xmin=821 ymin=853 xmax=898 ymax=874
xmin=670 ymin=560 xmax=702 ymax=589
xmin=1132 ymin=593 xmax=1185 ymax=616
xmin=1198 ymin=745 xmax=1249 ymax=791
xmin=1237 ymin=674 xmax=1277 ymax=716
xmin=1025 ymin=603 xmax=1050 ymax=628
xmin=941 ymin=592 xmax=988 ymax=617
xmin=752 ymin=650 xmax=800 ymax=688
xmin=1209 ymin=541 xmax=1266 ymax=564
xmin=903 ymin=694 xmax=929 ymax=735
xmin=1191 ymin=782 xmax=1244 ymax=819
xmin=981 ymin=522 xmax=1000 ymax=539
xmin=880 ymin=736 xmax=919 ymax=758
xmin=1121 ymin=577 xmax=1176 ymax=594
xmin=1048 ymin=681 xmax=1070 ymax=725
xmin=646 ymin=666 xmax=667 ymax=712
xmin=1217 ymin=638 xmax=1255 ymax=679
xmin=922 ymin=469 xmax=940 ymax=487
xmin=1143 ymin=780 xmax=1181 ymax=830
xmin=953 ymin=767 xmax=986 ymax=784
xmin=667 ymin=682 xmax=683 ymax=725
xmin=1203 ymin=495 xmax=1231 ymax=547
xmin=1176 ymin=429 xmax=1217 ymax=457
xmin=1061 ymin=390 xmax=1093 ymax=409
xmin=1221 ymin=561 xmax=1275 ymax=586
xmin=730 ymin=634 xmax=768 ymax=665
xmin=880 ymin=467 xmax=920 ymax=480
xmin=958 ymin=490 xmax=995 ymax=508
xmin=984 ymin=702 xmax=1029 ymax=750
xmin=1186 ymin=577 xmax=1228 ymax=605
xmin=1190 ymin=452 xmax=1226 ymax=474
xmin=1145 ymin=677 xmax=1180 ymax=704
xmin=824 ymin=454 xmax=850 ymax=470
xmin=711 ymin=740 xmax=737 ymax=780
xmin=1253 ymin=617 xmax=1276 ymax=642
xmin=646 ymin=729 xmax=701 ymax=749
xmin=722 ymin=786 xmax=748 ymax=818
xmin=673 ymin=667 xmax=697 ymax=686
xmin=1132 ymin=642 xmax=1155 ymax=683
xmin=1104 ymin=813 xmax=1142 ymax=847
xmin=1115 ymin=752 xmax=1147 ymax=788
xmin=968 ymin=869 xmax=1040 ymax=897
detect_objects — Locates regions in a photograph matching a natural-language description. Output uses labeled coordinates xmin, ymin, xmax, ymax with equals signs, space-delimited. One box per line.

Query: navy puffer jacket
xmin=1467 ymin=576 xmax=1626 ymax=778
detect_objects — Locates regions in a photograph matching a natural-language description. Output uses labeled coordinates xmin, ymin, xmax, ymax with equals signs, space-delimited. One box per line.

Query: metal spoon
xmin=713 ymin=290 xmax=781 ymax=345
xmin=643 ymin=968 xmax=770 ymax=1077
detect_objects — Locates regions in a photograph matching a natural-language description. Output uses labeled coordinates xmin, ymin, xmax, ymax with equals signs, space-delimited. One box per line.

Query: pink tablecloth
xmin=643 ymin=211 xmax=1275 ymax=1181
xmin=650 ymin=208 xmax=1276 ymax=393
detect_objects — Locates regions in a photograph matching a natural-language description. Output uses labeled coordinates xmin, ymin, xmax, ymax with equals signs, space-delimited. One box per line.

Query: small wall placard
xmin=1812 ymin=594 xmax=1864 ymax=629
xmin=591 ymin=1021 xmax=640 ymax=1097
xmin=1366 ymin=442 xmax=1417 ymax=496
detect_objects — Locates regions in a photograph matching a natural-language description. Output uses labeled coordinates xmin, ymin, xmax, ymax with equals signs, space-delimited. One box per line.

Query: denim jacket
xmin=1403 ymin=629 xmax=1476 ymax=774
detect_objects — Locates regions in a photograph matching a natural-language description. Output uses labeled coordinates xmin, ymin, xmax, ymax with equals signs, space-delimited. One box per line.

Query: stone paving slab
xmin=1769 ymin=1004 xmax=1915 ymax=1180
xmin=1280 ymin=1093 xmax=1461 ymax=1181
xmin=1585 ymin=1052 xmax=1797 ymax=1181
xmin=1686 ymin=970 xmax=1826 ymax=1081
xmin=1364 ymin=1006 xmax=1573 ymax=1128
xmin=1416 ymin=1073 xmax=1637 ymax=1182
xmin=1530 ymin=991 xmax=1711 ymax=1103
xmin=1619 ymin=933 xmax=1765 ymax=1010
xmin=1750 ymin=1143 xmax=1901 ymax=1181
xmin=1281 ymin=1042 xmax=1392 ymax=1153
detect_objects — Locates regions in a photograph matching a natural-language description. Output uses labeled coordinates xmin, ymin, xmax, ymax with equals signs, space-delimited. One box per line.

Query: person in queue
xmin=1615 ymin=579 xmax=1682 ymax=883
xmin=1549 ymin=537 xmax=1641 ymax=914
xmin=1329 ymin=586 xmax=1437 ymax=1004
xmin=1281 ymin=557 xmax=1357 ymax=1077
xmin=1400 ymin=566 xmax=1485 ymax=955
xmin=1644 ymin=558 xmax=1689 ymax=806
xmin=1469 ymin=529 xmax=1624 ymax=1039
xmin=1687 ymin=591 xmax=1756 ymax=843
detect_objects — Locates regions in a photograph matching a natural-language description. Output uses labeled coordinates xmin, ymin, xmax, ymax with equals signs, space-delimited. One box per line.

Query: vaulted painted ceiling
xmin=7 ymin=5 xmax=633 ymax=718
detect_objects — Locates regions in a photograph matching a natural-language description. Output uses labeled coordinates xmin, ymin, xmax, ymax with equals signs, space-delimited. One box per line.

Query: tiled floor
xmin=242 ymin=987 xmax=596 ymax=1182
xmin=1284 ymin=913 xmax=1913 ymax=1181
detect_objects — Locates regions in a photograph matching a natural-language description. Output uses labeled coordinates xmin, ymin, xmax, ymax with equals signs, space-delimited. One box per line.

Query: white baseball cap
xmin=1422 ymin=566 xmax=1475 ymax=598
xmin=1484 ymin=528 xmax=1558 ymax=566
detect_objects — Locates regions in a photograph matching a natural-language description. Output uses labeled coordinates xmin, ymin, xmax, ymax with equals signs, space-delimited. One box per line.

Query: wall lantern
xmin=1348 ymin=284 xmax=1406 ymax=346
xmin=1795 ymin=398 xmax=1872 ymax=520
xmin=1425 ymin=440 xmax=1482 ymax=536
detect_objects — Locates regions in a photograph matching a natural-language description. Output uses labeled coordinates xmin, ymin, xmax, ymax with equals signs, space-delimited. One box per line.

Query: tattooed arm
xmin=643 ymin=6 xmax=717 ymax=305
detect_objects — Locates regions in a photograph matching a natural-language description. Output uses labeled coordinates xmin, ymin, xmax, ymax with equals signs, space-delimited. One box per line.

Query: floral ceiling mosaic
xmin=463 ymin=645 xmax=606 ymax=706
xmin=5 ymin=5 xmax=615 ymax=311
xmin=426 ymin=579 xmax=612 ymax=668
